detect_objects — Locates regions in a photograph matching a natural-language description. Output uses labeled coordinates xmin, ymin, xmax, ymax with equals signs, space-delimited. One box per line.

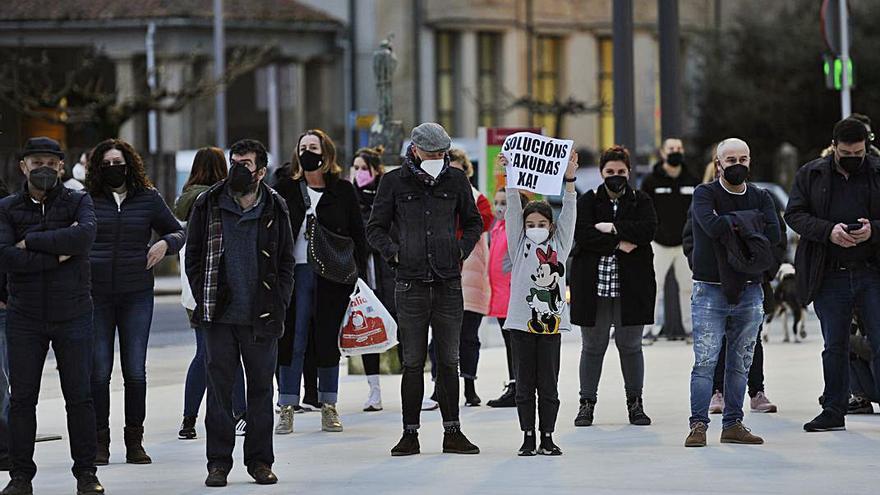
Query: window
xmin=436 ymin=31 xmax=458 ymax=135
xmin=477 ymin=32 xmax=501 ymax=128
xmin=531 ymin=36 xmax=561 ymax=136
xmin=598 ymin=37 xmax=614 ymax=150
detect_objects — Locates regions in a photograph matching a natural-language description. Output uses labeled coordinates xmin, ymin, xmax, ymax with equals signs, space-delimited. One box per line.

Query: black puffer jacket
xmin=90 ymin=188 xmax=185 ymax=295
xmin=366 ymin=148 xmax=482 ymax=281
xmin=0 ymin=181 xmax=97 ymax=321
xmin=640 ymin=161 xmax=699 ymax=247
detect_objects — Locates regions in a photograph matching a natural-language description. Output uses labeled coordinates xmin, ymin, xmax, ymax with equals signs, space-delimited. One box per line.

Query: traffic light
xmin=823 ymin=54 xmax=854 ymax=90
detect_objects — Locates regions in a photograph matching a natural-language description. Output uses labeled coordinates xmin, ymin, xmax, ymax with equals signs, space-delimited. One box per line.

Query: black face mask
xmin=722 ymin=163 xmax=749 ymax=186
xmin=228 ymin=163 xmax=258 ymax=195
xmin=604 ymin=175 xmax=629 ymax=194
xmin=838 ymin=155 xmax=864 ymax=175
xmin=103 ymin=166 xmax=127 ymax=189
xmin=666 ymin=152 xmax=684 ymax=167
xmin=299 ymin=150 xmax=323 ymax=172
xmin=28 ymin=166 xmax=59 ymax=192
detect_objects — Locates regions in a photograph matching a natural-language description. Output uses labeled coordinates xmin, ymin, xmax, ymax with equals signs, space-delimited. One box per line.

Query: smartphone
xmin=845 ymin=223 xmax=863 ymax=232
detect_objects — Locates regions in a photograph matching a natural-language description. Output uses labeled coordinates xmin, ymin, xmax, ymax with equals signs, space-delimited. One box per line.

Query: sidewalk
xmin=21 ymin=312 xmax=880 ymax=495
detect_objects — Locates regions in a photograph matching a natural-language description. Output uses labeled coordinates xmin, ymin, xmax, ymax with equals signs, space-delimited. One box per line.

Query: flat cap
xmin=411 ymin=123 xmax=451 ymax=153
xmin=21 ymin=136 xmax=64 ymax=159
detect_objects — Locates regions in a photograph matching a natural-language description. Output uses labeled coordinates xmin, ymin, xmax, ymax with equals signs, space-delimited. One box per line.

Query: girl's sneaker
xmin=709 ymin=391 xmax=724 ymax=414
xmin=538 ymin=432 xmax=562 ymax=456
xmin=518 ymin=431 xmax=536 ymax=456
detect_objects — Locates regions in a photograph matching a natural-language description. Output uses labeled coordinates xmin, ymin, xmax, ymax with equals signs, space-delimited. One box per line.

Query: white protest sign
xmin=501 ymin=132 xmax=573 ymax=195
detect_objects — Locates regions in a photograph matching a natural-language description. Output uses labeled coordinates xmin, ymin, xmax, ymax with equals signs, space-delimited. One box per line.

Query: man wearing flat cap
xmin=367 ymin=123 xmax=483 ymax=456
xmin=0 ymin=137 xmax=103 ymax=495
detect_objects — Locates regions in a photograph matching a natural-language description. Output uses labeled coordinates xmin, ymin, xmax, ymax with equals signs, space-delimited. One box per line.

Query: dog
xmin=764 ymin=263 xmax=808 ymax=343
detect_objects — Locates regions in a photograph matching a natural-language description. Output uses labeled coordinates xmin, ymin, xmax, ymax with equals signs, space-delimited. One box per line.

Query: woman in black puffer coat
xmin=86 ymin=139 xmax=185 ymax=466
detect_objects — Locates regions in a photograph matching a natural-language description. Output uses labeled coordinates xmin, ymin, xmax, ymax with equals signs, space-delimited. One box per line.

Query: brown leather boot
xmin=720 ymin=422 xmax=764 ymax=444
xmin=95 ymin=428 xmax=110 ymax=466
xmin=124 ymin=426 xmax=152 ymax=464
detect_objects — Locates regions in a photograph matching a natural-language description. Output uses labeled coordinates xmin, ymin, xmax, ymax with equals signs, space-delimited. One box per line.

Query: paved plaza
xmin=19 ymin=300 xmax=880 ymax=494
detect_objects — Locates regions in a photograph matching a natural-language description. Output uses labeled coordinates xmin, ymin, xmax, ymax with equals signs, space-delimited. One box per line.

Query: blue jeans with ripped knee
xmin=689 ymin=282 xmax=763 ymax=429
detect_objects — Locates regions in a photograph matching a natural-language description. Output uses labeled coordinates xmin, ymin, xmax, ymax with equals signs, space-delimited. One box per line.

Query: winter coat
xmin=640 ymin=161 xmax=699 ymax=247
xmin=0 ymin=181 xmax=97 ymax=322
xmin=185 ymin=180 xmax=296 ymax=339
xmin=785 ymin=154 xmax=880 ymax=304
xmin=89 ymin=187 xmax=184 ymax=295
xmin=353 ymin=175 xmax=396 ymax=315
xmin=461 ymin=186 xmax=493 ymax=315
xmin=275 ymin=175 xmax=367 ymax=366
xmin=569 ymin=185 xmax=658 ymax=327
xmin=487 ymin=219 xmax=512 ymax=319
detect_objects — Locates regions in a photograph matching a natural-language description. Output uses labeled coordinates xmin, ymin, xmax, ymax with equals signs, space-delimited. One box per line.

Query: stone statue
xmin=369 ymin=35 xmax=404 ymax=167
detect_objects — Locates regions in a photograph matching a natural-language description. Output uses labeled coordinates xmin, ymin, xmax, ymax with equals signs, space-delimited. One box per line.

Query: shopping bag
xmin=338 ymin=279 xmax=398 ymax=357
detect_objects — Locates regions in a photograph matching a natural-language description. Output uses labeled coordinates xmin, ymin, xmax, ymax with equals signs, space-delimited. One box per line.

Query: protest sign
xmin=477 ymin=127 xmax=542 ymax=195
xmin=501 ymin=132 xmax=573 ymax=195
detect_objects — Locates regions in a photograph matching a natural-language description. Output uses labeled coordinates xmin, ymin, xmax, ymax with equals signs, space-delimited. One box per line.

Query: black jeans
xmin=499 ymin=318 xmax=517 ymax=381
xmin=7 ymin=311 xmax=96 ymax=480
xmin=204 ymin=323 xmax=277 ymax=471
xmin=713 ymin=327 xmax=765 ymax=397
xmin=511 ymin=331 xmax=561 ymax=432
xmin=428 ymin=310 xmax=483 ymax=381
xmin=396 ymin=278 xmax=463 ymax=429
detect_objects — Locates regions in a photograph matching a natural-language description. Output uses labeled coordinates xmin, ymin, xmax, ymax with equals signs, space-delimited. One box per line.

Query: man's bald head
xmin=715 ymin=138 xmax=750 ymax=162
xmin=662 ymin=138 xmax=684 ymax=156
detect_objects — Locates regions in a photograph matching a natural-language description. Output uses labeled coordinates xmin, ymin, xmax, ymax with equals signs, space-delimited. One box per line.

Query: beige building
xmin=306 ymin=0 xmax=719 ymax=158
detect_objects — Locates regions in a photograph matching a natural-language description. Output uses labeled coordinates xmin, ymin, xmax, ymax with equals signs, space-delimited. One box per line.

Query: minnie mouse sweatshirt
xmin=503 ymin=188 xmax=577 ymax=334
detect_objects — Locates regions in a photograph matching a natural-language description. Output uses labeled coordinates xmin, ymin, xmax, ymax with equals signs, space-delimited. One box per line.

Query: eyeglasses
xmin=102 ymin=161 xmax=127 ymax=167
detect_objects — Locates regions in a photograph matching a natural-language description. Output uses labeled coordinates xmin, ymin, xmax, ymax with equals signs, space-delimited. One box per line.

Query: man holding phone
xmin=786 ymin=117 xmax=880 ymax=433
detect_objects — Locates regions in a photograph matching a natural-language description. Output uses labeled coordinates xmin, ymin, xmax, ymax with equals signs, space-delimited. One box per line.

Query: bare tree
xmin=0 ymin=46 xmax=278 ymax=140
xmin=508 ymin=94 xmax=604 ymax=138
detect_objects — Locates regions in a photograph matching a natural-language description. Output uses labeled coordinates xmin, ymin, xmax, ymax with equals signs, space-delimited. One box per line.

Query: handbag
xmin=301 ymin=181 xmax=358 ymax=285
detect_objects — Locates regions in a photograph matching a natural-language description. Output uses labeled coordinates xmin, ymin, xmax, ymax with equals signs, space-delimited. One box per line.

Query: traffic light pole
xmin=838 ymin=0 xmax=851 ymax=118
xmin=613 ymin=0 xmax=636 ymax=152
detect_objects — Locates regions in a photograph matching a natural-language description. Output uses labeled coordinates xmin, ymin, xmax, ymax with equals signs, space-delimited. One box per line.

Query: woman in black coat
xmin=86 ymin=139 xmax=185 ymax=465
xmin=351 ymin=145 xmax=395 ymax=412
xmin=274 ymin=129 xmax=367 ymax=434
xmin=569 ymin=145 xmax=657 ymax=428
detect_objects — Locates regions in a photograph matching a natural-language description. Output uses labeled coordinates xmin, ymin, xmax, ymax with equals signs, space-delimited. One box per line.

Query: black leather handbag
xmin=301 ymin=181 xmax=358 ymax=285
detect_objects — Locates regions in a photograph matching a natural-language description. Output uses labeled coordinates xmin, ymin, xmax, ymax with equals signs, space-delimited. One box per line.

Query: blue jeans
xmin=689 ymin=282 xmax=763 ymax=428
xmin=0 ymin=308 xmax=9 ymax=461
xmin=278 ymin=264 xmax=320 ymax=406
xmin=8 ymin=311 xmax=96 ymax=480
xmin=183 ymin=326 xmax=246 ymax=418
xmin=814 ymin=268 xmax=880 ymax=415
xmin=91 ymin=289 xmax=154 ymax=430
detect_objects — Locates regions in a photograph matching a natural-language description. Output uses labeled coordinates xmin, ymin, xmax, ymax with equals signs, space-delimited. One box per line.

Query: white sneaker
xmin=364 ymin=375 xmax=383 ymax=412
xmin=235 ymin=417 xmax=247 ymax=437
xmin=421 ymin=399 xmax=439 ymax=411
xmin=275 ymin=405 xmax=294 ymax=435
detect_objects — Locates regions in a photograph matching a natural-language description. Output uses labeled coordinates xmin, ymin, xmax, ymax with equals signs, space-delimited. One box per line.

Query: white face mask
xmin=420 ymin=159 xmax=445 ymax=179
xmin=73 ymin=163 xmax=86 ymax=181
xmin=525 ymin=227 xmax=550 ymax=244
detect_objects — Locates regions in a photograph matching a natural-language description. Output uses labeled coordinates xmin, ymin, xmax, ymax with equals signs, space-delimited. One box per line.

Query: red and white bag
xmin=338 ymin=279 xmax=398 ymax=357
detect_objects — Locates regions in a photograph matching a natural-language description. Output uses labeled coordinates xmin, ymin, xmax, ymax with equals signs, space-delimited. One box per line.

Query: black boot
xmin=627 ymin=396 xmax=652 ymax=426
xmin=464 ymin=378 xmax=481 ymax=407
xmin=574 ymin=399 xmax=595 ymax=427
xmin=518 ymin=430 xmax=536 ymax=456
xmin=95 ymin=428 xmax=110 ymax=466
xmin=178 ymin=416 xmax=197 ymax=440
xmin=487 ymin=382 xmax=517 ymax=408
xmin=75 ymin=472 xmax=105 ymax=495
xmin=538 ymin=432 xmax=562 ymax=456
xmin=124 ymin=426 xmax=152 ymax=464
xmin=391 ymin=429 xmax=420 ymax=457
xmin=442 ymin=425 xmax=480 ymax=454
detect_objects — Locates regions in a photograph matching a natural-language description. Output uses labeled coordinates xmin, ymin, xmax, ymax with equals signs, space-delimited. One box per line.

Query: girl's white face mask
xmin=420 ymin=159 xmax=445 ymax=179
xmin=525 ymin=227 xmax=550 ymax=244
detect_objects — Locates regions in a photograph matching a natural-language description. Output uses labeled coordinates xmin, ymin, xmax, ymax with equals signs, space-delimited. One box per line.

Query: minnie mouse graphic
xmin=526 ymin=246 xmax=565 ymax=334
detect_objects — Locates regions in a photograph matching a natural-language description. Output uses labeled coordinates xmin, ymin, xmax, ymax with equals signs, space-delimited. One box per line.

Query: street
xmin=22 ymin=302 xmax=880 ymax=494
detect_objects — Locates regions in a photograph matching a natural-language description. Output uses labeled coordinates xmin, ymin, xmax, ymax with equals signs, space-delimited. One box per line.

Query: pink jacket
xmin=461 ymin=188 xmax=493 ymax=315
xmin=487 ymin=219 xmax=512 ymax=318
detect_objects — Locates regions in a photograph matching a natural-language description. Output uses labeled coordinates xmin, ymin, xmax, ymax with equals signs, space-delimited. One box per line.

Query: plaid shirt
xmin=597 ymin=200 xmax=619 ymax=298
xmin=201 ymin=197 xmax=224 ymax=322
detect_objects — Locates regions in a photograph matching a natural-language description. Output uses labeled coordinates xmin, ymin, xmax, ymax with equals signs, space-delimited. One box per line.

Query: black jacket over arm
xmin=785 ymin=154 xmax=880 ymax=304
xmin=275 ymin=175 xmax=369 ymax=366
xmin=569 ymin=186 xmax=658 ymax=327
xmin=366 ymin=163 xmax=482 ymax=281
xmin=0 ymin=182 xmax=97 ymax=321
xmin=185 ymin=180 xmax=295 ymax=340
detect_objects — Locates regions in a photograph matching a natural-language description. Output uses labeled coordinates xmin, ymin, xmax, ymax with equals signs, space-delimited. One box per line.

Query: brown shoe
xmin=720 ymin=422 xmax=764 ymax=444
xmin=684 ymin=422 xmax=707 ymax=447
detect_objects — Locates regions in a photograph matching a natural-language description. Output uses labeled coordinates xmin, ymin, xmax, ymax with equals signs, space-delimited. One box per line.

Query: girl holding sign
xmin=500 ymin=150 xmax=578 ymax=456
